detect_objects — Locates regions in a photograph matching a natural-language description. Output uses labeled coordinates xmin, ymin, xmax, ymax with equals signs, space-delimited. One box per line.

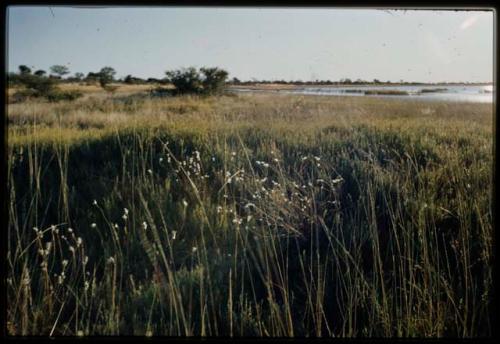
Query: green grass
xmin=6 ymin=91 xmax=493 ymax=337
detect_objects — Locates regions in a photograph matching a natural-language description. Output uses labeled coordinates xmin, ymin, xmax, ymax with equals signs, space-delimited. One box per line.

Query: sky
xmin=6 ymin=6 xmax=495 ymax=83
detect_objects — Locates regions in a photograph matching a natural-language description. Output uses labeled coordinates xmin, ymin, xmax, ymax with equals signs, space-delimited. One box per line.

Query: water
xmin=233 ymin=85 xmax=494 ymax=103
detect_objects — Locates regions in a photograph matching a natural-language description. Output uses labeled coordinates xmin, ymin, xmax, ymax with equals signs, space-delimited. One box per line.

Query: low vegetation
xmin=364 ymin=90 xmax=410 ymax=96
xmin=420 ymin=88 xmax=448 ymax=93
xmin=6 ymin=87 xmax=493 ymax=337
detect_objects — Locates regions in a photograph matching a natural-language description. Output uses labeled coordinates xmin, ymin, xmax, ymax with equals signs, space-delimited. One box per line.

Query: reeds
xmin=6 ymin=91 xmax=493 ymax=337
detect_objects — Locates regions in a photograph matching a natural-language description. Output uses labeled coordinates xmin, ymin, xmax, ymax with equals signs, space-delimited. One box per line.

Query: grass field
xmin=6 ymin=88 xmax=494 ymax=337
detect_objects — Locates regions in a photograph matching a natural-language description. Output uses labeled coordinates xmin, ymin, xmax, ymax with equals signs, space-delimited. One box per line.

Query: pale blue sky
xmin=7 ymin=6 xmax=494 ymax=82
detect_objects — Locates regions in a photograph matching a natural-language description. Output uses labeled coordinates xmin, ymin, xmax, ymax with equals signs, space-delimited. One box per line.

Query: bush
xmin=166 ymin=67 xmax=204 ymax=95
xmin=200 ymin=67 xmax=228 ymax=95
xmin=10 ymin=89 xmax=40 ymax=103
xmin=18 ymin=74 xmax=57 ymax=96
xmin=46 ymin=90 xmax=83 ymax=102
xmin=149 ymin=87 xmax=173 ymax=97
xmin=165 ymin=66 xmax=229 ymax=95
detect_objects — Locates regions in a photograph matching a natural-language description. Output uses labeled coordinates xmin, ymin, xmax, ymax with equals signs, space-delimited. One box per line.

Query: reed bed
xmin=6 ymin=91 xmax=493 ymax=337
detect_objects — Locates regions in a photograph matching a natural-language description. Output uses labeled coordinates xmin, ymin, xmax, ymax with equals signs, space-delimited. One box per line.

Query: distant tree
xmin=17 ymin=73 xmax=56 ymax=96
xmin=200 ymin=67 xmax=228 ymax=95
xmin=85 ymin=72 xmax=100 ymax=83
xmin=34 ymin=70 xmax=46 ymax=76
xmin=18 ymin=65 xmax=31 ymax=75
xmin=50 ymin=65 xmax=70 ymax=78
xmin=165 ymin=67 xmax=203 ymax=95
xmin=231 ymin=77 xmax=241 ymax=84
xmin=124 ymin=75 xmax=134 ymax=84
xmin=124 ymin=74 xmax=146 ymax=84
xmin=165 ymin=67 xmax=229 ymax=95
xmin=98 ymin=66 xmax=116 ymax=88
xmin=373 ymin=78 xmax=381 ymax=84
xmin=74 ymin=72 xmax=84 ymax=81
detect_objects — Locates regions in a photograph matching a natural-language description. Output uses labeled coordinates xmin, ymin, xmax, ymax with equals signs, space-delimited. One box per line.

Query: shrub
xmin=10 ymin=89 xmax=40 ymax=103
xmin=200 ymin=67 xmax=229 ymax=95
xmin=98 ymin=66 xmax=117 ymax=88
xmin=149 ymin=87 xmax=173 ymax=97
xmin=18 ymin=74 xmax=57 ymax=96
xmin=166 ymin=67 xmax=204 ymax=95
xmin=165 ymin=66 xmax=229 ymax=95
xmin=46 ymin=90 xmax=83 ymax=102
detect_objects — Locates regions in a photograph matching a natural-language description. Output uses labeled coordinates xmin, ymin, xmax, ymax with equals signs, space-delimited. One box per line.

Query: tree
xmin=34 ymin=70 xmax=46 ymax=76
xmin=200 ymin=67 xmax=228 ymax=95
xmin=74 ymin=72 xmax=84 ymax=81
xmin=18 ymin=65 xmax=31 ymax=75
xmin=165 ymin=66 xmax=229 ymax=95
xmin=50 ymin=65 xmax=70 ymax=78
xmin=98 ymin=66 xmax=116 ymax=88
xmin=165 ymin=67 xmax=203 ymax=95
xmin=17 ymin=73 xmax=56 ymax=97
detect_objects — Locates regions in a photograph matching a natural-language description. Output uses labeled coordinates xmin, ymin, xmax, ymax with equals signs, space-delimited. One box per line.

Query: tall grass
xmin=6 ymin=91 xmax=493 ymax=337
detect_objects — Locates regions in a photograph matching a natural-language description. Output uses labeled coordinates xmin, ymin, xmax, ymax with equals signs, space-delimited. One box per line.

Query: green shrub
xmin=165 ymin=66 xmax=229 ymax=96
xmin=46 ymin=90 xmax=83 ymax=102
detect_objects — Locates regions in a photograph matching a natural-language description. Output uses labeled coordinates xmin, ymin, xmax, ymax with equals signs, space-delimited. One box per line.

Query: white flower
xmin=301 ymin=156 xmax=308 ymax=161
xmin=122 ymin=214 xmax=128 ymax=221
xmin=92 ymin=200 xmax=97 ymax=206
xmin=216 ymin=206 xmax=223 ymax=213
xmin=183 ymin=200 xmax=188 ymax=207
xmin=124 ymin=208 xmax=129 ymax=215
xmin=172 ymin=231 xmax=177 ymax=240
xmin=107 ymin=256 xmax=115 ymax=265
xmin=192 ymin=247 xmax=197 ymax=253
xmin=68 ymin=228 xmax=74 ymax=233
xmin=90 ymin=223 xmax=96 ymax=228
xmin=69 ymin=246 xmax=75 ymax=253
xmin=62 ymin=260 xmax=69 ymax=267
xmin=147 ymin=169 xmax=153 ymax=175
xmin=314 ymin=156 xmax=321 ymax=161
xmin=159 ymin=157 xmax=163 ymax=163
xmin=142 ymin=221 xmax=148 ymax=230
xmin=114 ymin=223 xmax=119 ymax=229
xmin=244 ymin=203 xmax=256 ymax=209
xmin=331 ymin=177 xmax=344 ymax=184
